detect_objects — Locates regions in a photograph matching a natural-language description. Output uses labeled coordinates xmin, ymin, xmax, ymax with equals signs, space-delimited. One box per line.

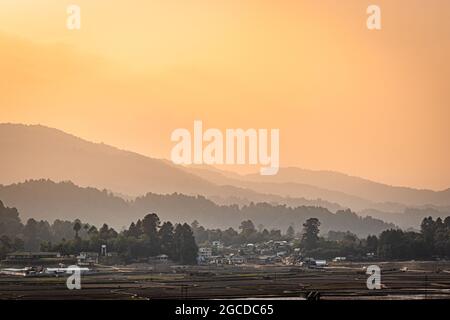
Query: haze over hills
xmin=0 ymin=123 xmax=344 ymax=212
xmin=0 ymin=123 xmax=347 ymax=211
xmin=0 ymin=179 xmax=394 ymax=237
xmin=184 ymin=164 xmax=450 ymax=207
xmin=0 ymin=123 xmax=214 ymax=196
xmin=244 ymin=168 xmax=450 ymax=207
xmin=183 ymin=166 xmax=450 ymax=215
xmin=1 ymin=123 xmax=449 ymax=228
xmin=184 ymin=166 xmax=381 ymax=212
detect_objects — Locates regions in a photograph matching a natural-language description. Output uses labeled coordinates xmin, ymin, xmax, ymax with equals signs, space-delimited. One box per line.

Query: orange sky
xmin=1 ymin=0 xmax=449 ymax=190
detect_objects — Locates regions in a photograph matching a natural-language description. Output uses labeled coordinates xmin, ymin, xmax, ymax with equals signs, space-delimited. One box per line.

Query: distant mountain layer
xmin=0 ymin=123 xmax=214 ymax=196
xmin=183 ymin=166 xmax=450 ymax=211
xmin=244 ymin=168 xmax=450 ymax=207
xmin=0 ymin=123 xmax=341 ymax=211
xmin=1 ymin=123 xmax=449 ymax=219
xmin=0 ymin=180 xmax=395 ymax=237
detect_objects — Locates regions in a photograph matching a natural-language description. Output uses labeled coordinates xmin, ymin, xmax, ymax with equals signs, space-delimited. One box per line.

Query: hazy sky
xmin=1 ymin=0 xmax=449 ymax=190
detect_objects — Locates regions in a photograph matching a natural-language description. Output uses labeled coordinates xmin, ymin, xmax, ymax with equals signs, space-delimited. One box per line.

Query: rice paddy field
xmin=0 ymin=261 xmax=449 ymax=300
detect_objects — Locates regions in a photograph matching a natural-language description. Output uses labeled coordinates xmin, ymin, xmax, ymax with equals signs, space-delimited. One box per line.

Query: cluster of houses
xmin=1 ymin=240 xmax=364 ymax=275
xmin=197 ymin=240 xmax=328 ymax=267
xmin=0 ymin=246 xmax=125 ymax=277
xmin=2 ymin=250 xmax=114 ymax=267
xmin=0 ymin=252 xmax=93 ymax=277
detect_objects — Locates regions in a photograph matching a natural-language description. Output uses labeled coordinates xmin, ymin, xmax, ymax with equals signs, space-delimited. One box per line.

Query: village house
xmin=197 ymin=247 xmax=213 ymax=264
xmin=77 ymin=252 xmax=99 ymax=266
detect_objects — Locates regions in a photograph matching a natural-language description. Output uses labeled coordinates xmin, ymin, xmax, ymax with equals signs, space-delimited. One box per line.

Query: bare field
xmin=0 ymin=261 xmax=449 ymax=300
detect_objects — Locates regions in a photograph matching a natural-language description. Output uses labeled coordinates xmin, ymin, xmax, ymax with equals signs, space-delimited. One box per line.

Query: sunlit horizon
xmin=1 ymin=0 xmax=449 ymax=190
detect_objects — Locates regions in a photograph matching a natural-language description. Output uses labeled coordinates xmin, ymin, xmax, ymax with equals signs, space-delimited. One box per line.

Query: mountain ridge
xmin=0 ymin=179 xmax=395 ymax=237
xmin=1 ymin=123 xmax=449 ymax=212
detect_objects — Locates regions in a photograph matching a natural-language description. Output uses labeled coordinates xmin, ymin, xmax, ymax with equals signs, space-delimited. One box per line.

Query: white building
xmin=149 ymin=254 xmax=169 ymax=264
xmin=229 ymin=255 xmax=245 ymax=265
xmin=198 ymin=247 xmax=213 ymax=264
xmin=77 ymin=252 xmax=99 ymax=266
xmin=199 ymin=247 xmax=212 ymax=257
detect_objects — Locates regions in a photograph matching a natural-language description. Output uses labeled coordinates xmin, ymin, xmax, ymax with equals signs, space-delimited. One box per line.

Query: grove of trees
xmin=0 ymin=199 xmax=198 ymax=264
xmin=300 ymin=216 xmax=450 ymax=260
xmin=43 ymin=213 xmax=198 ymax=265
xmin=191 ymin=216 xmax=450 ymax=261
xmin=1 ymin=199 xmax=449 ymax=262
xmin=191 ymin=219 xmax=288 ymax=247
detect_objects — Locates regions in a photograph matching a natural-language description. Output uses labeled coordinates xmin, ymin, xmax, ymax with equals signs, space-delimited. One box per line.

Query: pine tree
xmin=301 ymin=218 xmax=320 ymax=250
xmin=159 ymin=221 xmax=175 ymax=259
xmin=142 ymin=213 xmax=160 ymax=256
xmin=286 ymin=225 xmax=295 ymax=239
xmin=174 ymin=223 xmax=198 ymax=265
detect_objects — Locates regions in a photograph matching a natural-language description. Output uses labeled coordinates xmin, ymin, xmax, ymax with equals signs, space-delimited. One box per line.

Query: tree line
xmin=299 ymin=216 xmax=450 ymax=260
xmin=2 ymin=199 xmax=449 ymax=262
xmin=0 ymin=180 xmax=395 ymax=236
xmin=191 ymin=219 xmax=289 ymax=246
xmin=44 ymin=213 xmax=198 ymax=265
xmin=0 ymin=200 xmax=198 ymax=264
xmin=190 ymin=216 xmax=449 ymax=260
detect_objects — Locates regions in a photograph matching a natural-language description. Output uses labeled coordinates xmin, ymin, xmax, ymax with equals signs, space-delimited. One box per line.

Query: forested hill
xmin=0 ymin=180 xmax=394 ymax=237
